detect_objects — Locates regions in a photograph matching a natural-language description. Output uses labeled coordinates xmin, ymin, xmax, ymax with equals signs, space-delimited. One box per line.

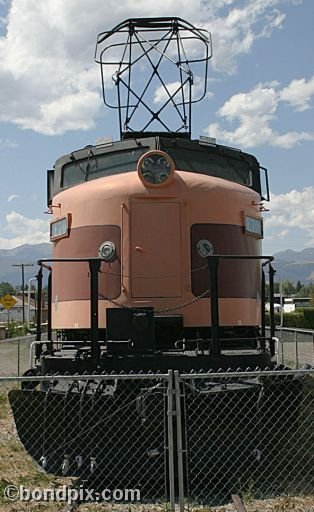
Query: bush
xmin=7 ymin=321 xmax=29 ymax=338
xmin=266 ymin=309 xmax=314 ymax=329
xmin=301 ymin=308 xmax=314 ymax=329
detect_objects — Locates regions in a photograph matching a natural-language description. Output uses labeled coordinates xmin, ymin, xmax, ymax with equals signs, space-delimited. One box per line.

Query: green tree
xmin=282 ymin=280 xmax=296 ymax=297
xmin=0 ymin=281 xmax=15 ymax=297
xmin=296 ymin=280 xmax=302 ymax=293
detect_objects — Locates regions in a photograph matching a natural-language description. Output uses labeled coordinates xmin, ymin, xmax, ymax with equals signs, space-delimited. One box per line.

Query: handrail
xmin=36 ymin=255 xmax=276 ymax=361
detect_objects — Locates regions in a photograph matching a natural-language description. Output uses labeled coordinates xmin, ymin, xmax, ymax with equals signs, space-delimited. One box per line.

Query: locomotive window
xmin=62 ymin=148 xmax=148 ymax=188
xmin=164 ymin=147 xmax=253 ymax=188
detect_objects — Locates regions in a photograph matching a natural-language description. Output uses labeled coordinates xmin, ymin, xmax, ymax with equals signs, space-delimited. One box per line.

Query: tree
xmin=309 ymin=284 xmax=314 ymax=308
xmin=0 ymin=281 xmax=15 ymax=297
xmin=281 ymin=280 xmax=296 ymax=297
xmin=296 ymin=280 xmax=302 ymax=293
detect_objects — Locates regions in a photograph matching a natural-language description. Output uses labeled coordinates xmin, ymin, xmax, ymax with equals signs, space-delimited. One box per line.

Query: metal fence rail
xmin=266 ymin=327 xmax=314 ymax=368
xmin=0 ymin=369 xmax=313 ymax=510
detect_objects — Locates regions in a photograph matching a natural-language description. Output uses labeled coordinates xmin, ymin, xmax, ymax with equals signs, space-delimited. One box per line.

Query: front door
xmin=131 ymin=202 xmax=182 ymax=298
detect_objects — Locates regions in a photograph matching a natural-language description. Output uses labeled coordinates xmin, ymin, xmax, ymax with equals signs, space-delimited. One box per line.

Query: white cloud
xmin=19 ymin=91 xmax=101 ymax=136
xmin=154 ymin=82 xmax=182 ymax=105
xmin=7 ymin=194 xmax=20 ymax=202
xmin=0 ymin=0 xmax=298 ymax=135
xmin=206 ymin=1 xmax=287 ymax=74
xmin=264 ymin=187 xmax=314 ymax=249
xmin=280 ymin=76 xmax=314 ymax=112
xmin=205 ymin=78 xmax=314 ymax=149
xmin=267 ymin=187 xmax=314 ymax=231
xmin=0 ymin=211 xmax=49 ymax=249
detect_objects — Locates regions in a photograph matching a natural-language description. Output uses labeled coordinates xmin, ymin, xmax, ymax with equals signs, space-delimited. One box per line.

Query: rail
xmin=266 ymin=326 xmax=314 ymax=368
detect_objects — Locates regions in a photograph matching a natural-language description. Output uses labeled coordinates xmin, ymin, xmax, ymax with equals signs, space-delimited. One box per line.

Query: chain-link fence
xmin=266 ymin=327 xmax=314 ymax=368
xmin=0 ymin=332 xmax=50 ymax=377
xmin=178 ymin=369 xmax=314 ymax=508
xmin=0 ymin=369 xmax=313 ymax=510
xmin=0 ymin=336 xmax=35 ymax=376
xmin=1 ymin=372 xmax=173 ymax=507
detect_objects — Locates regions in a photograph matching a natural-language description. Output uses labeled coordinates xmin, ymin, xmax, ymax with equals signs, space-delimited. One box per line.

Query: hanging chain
xmin=99 ymin=264 xmax=208 ymax=279
xmin=99 ymin=289 xmax=210 ymax=314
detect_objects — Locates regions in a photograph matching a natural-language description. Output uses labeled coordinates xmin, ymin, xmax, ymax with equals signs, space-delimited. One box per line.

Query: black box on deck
xmin=106 ymin=308 xmax=155 ymax=352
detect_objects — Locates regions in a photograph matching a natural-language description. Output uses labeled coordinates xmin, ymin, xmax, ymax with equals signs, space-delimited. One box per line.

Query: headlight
xmin=137 ymin=150 xmax=175 ymax=186
xmin=197 ymin=239 xmax=214 ymax=258
xmin=98 ymin=241 xmax=116 ymax=262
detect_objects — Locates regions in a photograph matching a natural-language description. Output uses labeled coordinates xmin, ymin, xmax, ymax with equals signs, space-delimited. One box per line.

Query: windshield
xmin=60 ymin=139 xmax=259 ymax=193
xmin=165 ymin=147 xmax=253 ymax=187
xmin=62 ymin=147 xmax=148 ymax=188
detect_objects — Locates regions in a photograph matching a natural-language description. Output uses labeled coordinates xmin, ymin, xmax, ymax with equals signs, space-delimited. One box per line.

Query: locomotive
xmin=9 ymin=18 xmax=297 ymax=486
xmin=41 ymin=16 xmax=275 ymax=373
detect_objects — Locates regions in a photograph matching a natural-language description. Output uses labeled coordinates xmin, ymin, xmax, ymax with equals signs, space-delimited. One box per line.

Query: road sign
xmin=0 ymin=294 xmax=17 ymax=310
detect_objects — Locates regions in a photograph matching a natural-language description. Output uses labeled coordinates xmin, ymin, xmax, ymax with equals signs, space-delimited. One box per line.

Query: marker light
xmin=50 ymin=215 xmax=69 ymax=241
xmin=137 ymin=150 xmax=175 ymax=187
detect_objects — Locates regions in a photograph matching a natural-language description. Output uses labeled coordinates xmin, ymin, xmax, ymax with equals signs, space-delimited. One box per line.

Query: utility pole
xmin=12 ymin=263 xmax=34 ymax=324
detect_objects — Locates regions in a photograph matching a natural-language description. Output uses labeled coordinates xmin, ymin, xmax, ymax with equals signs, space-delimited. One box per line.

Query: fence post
xmin=17 ymin=337 xmax=20 ymax=376
xmin=295 ymin=330 xmax=299 ymax=369
xmin=174 ymin=370 xmax=186 ymax=512
xmin=167 ymin=370 xmax=175 ymax=512
xmin=281 ymin=330 xmax=284 ymax=366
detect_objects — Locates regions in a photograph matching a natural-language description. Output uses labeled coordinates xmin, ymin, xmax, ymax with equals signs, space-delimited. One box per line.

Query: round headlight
xmin=137 ymin=150 xmax=175 ymax=186
xmin=98 ymin=241 xmax=116 ymax=262
xmin=197 ymin=239 xmax=214 ymax=258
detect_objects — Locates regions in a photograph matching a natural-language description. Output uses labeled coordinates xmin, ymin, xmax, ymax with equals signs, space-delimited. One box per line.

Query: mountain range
xmin=0 ymin=244 xmax=51 ymax=286
xmin=0 ymin=243 xmax=314 ymax=286
xmin=271 ymin=248 xmax=314 ymax=284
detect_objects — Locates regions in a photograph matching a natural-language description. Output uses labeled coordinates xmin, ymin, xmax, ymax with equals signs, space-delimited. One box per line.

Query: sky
xmin=0 ymin=0 xmax=313 ymax=256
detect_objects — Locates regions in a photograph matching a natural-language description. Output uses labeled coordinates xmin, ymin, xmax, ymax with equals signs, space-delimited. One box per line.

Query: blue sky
xmin=0 ymin=0 xmax=313 ymax=254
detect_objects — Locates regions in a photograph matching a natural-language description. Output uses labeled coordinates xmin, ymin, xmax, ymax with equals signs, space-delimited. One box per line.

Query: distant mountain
xmin=0 ymin=243 xmax=313 ymax=286
xmin=273 ymin=248 xmax=314 ymax=263
xmin=0 ymin=244 xmax=51 ymax=285
xmin=273 ymin=248 xmax=314 ymax=284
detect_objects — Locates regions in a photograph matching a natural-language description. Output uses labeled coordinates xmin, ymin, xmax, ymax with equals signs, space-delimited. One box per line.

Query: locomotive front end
xmin=43 ymin=135 xmax=271 ymax=372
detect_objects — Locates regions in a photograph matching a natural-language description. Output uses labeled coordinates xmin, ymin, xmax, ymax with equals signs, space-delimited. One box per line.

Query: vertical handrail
xmin=206 ymin=256 xmax=220 ymax=357
xmin=261 ymin=268 xmax=266 ymax=349
xmin=36 ymin=267 xmax=43 ymax=342
xmin=89 ymin=259 xmax=101 ymax=361
xmin=47 ymin=271 xmax=52 ymax=342
xmin=167 ymin=370 xmax=175 ymax=512
xmin=268 ymin=262 xmax=276 ymax=356
xmin=174 ymin=370 xmax=186 ymax=512
xmin=204 ymin=254 xmax=274 ymax=356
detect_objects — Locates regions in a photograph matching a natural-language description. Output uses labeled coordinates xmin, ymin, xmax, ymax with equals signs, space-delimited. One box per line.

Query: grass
xmin=0 ymin=391 xmax=67 ymax=511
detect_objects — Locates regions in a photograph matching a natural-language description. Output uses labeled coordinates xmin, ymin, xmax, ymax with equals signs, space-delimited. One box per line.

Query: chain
xmin=99 ymin=289 xmax=210 ymax=314
xmin=99 ymin=265 xmax=208 ymax=279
